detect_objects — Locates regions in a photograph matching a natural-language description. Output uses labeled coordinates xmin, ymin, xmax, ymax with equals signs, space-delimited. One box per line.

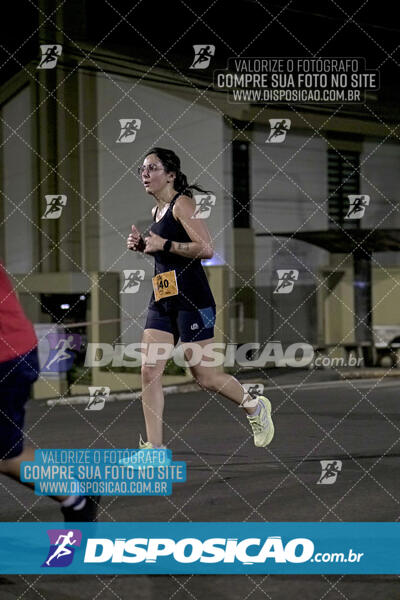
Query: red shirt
xmin=0 ymin=263 xmax=37 ymax=362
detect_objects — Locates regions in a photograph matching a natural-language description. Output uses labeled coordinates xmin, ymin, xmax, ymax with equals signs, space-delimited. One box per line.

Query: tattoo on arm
xmin=178 ymin=243 xmax=189 ymax=251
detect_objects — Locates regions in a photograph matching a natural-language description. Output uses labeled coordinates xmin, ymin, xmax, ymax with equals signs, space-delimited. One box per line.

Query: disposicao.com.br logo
xmin=82 ymin=535 xmax=363 ymax=566
xmin=42 ymin=529 xmax=82 ymax=567
xmin=0 ymin=522 xmax=386 ymax=574
xmin=84 ymin=535 xmax=313 ymax=564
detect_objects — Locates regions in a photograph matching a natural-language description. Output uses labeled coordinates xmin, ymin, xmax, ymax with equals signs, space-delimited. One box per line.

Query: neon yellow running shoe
xmin=139 ymin=435 xmax=167 ymax=450
xmin=138 ymin=435 xmax=171 ymax=466
xmin=119 ymin=436 xmax=170 ymax=468
xmin=247 ymin=396 xmax=275 ymax=447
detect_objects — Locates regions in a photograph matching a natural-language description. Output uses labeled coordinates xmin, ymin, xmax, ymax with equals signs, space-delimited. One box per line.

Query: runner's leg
xmin=141 ymin=328 xmax=174 ymax=447
xmin=183 ymin=338 xmax=274 ymax=447
xmin=182 ymin=338 xmax=256 ymax=413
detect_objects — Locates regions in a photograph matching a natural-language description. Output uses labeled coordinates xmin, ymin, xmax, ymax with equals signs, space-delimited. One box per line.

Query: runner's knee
xmin=141 ymin=364 xmax=164 ymax=384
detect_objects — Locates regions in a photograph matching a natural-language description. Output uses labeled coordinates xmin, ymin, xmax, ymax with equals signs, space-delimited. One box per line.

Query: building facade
xmin=2 ymin=43 xmax=400 ymax=394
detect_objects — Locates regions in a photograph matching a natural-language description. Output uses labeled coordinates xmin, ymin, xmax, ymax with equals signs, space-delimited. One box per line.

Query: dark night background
xmin=2 ymin=1 xmax=400 ymax=119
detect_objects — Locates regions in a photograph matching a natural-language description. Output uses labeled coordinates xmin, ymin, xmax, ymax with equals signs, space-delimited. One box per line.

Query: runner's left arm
xmin=143 ymin=196 xmax=214 ymax=259
xmin=168 ymin=195 xmax=214 ymax=259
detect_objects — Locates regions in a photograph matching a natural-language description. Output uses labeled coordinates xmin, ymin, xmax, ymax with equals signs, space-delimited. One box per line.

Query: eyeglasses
xmin=137 ymin=163 xmax=165 ymax=176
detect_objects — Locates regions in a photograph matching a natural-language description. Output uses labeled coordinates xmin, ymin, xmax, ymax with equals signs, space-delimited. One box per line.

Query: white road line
xmin=262 ymin=378 xmax=400 ymax=392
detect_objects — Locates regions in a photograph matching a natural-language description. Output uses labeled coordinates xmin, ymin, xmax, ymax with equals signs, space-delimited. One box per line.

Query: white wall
xmin=95 ymin=74 xmax=225 ymax=341
xmin=251 ymin=127 xmax=328 ymax=285
xmin=361 ymin=140 xmax=400 ymax=267
xmin=2 ymin=86 xmax=34 ymax=273
xmin=222 ymin=123 xmax=234 ymax=273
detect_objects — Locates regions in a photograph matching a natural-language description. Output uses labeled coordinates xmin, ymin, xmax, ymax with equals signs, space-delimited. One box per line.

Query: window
xmin=328 ymin=149 xmax=360 ymax=229
xmin=232 ymin=140 xmax=250 ymax=228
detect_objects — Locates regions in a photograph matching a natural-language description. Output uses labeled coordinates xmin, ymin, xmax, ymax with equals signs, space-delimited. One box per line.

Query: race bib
xmin=152 ymin=270 xmax=179 ymax=301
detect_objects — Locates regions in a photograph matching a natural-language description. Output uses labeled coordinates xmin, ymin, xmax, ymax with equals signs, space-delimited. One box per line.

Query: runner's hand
xmin=144 ymin=231 xmax=165 ymax=253
xmin=127 ymin=225 xmax=145 ymax=252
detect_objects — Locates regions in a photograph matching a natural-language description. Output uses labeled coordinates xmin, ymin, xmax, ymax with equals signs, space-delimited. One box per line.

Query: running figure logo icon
xmin=43 ymin=333 xmax=81 ymax=372
xmin=42 ymin=529 xmax=82 ymax=567
xmin=274 ymin=270 xmax=299 ymax=294
xmin=37 ymin=44 xmax=62 ymax=69
xmin=190 ymin=45 xmax=215 ymax=69
xmin=317 ymin=460 xmax=343 ymax=485
xmin=192 ymin=194 xmax=216 ymax=219
xmin=41 ymin=195 xmax=67 ymax=220
xmin=345 ymin=195 xmax=370 ymax=220
xmin=116 ymin=119 xmax=142 ymax=143
xmin=266 ymin=119 xmax=291 ymax=143
xmin=120 ymin=270 xmax=145 ymax=293
xmin=243 ymin=383 xmax=264 ymax=399
xmin=86 ymin=386 xmax=110 ymax=411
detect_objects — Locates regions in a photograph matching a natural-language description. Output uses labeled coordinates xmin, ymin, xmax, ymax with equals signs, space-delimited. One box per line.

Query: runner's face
xmin=140 ymin=154 xmax=171 ymax=195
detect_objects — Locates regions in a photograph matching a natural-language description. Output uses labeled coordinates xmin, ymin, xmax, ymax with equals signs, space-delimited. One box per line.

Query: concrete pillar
xmin=353 ymin=249 xmax=374 ymax=365
xmin=34 ymin=0 xmax=63 ymax=272
xmin=35 ymin=0 xmax=96 ymax=273
xmin=78 ymin=70 xmax=100 ymax=272
xmin=232 ymin=228 xmax=257 ymax=343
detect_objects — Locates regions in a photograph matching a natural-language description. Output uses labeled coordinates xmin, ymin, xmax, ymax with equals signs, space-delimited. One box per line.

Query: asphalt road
xmin=1 ymin=372 xmax=399 ymax=599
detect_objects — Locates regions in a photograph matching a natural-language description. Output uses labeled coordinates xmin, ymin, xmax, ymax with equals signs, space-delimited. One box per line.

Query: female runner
xmin=127 ymin=148 xmax=274 ymax=450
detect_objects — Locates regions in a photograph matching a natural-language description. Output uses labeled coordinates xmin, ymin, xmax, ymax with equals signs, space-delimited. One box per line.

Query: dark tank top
xmin=149 ymin=193 xmax=215 ymax=310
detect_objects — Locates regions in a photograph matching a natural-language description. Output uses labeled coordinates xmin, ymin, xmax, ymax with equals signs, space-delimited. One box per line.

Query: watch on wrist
xmin=163 ymin=239 xmax=172 ymax=253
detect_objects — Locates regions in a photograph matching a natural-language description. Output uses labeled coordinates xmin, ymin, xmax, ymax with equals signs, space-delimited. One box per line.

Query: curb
xmin=46 ymin=368 xmax=400 ymax=406
xmin=337 ymin=368 xmax=400 ymax=379
xmin=46 ymin=382 xmax=201 ymax=406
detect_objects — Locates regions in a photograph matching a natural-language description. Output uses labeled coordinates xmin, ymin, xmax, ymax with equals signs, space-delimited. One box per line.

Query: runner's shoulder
xmin=173 ymin=194 xmax=196 ymax=218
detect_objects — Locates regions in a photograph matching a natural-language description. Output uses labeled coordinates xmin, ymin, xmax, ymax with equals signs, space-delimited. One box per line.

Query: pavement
xmin=46 ymin=365 xmax=400 ymax=406
xmin=1 ymin=368 xmax=399 ymax=598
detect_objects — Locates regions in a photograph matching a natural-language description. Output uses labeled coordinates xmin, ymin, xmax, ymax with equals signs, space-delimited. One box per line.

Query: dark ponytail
xmin=145 ymin=147 xmax=211 ymax=198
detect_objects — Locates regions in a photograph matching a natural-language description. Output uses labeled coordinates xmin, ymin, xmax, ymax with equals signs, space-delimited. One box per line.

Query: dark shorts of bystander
xmin=0 ymin=347 xmax=40 ymax=459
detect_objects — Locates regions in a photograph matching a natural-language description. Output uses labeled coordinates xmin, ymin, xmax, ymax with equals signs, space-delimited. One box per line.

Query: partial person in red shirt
xmin=0 ymin=262 xmax=99 ymax=521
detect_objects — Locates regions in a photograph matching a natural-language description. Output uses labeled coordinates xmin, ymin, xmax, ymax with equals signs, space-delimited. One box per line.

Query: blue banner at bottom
xmin=0 ymin=522 xmax=398 ymax=574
